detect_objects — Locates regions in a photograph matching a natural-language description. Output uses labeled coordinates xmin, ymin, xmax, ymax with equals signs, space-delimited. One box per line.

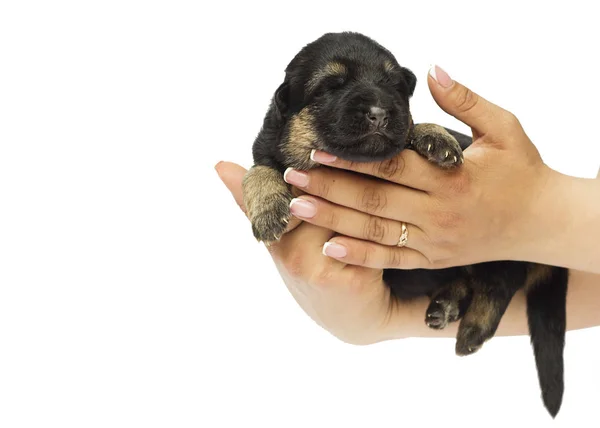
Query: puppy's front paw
xmin=411 ymin=132 xmax=463 ymax=169
xmin=242 ymin=165 xmax=293 ymax=244
xmin=249 ymin=193 xmax=292 ymax=244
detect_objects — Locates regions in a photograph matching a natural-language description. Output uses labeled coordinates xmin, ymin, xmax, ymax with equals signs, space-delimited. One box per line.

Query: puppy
xmin=242 ymin=32 xmax=568 ymax=417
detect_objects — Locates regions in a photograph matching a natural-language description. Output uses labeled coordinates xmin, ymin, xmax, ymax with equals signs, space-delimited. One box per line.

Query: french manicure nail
xmin=289 ymin=198 xmax=316 ymax=218
xmin=322 ymin=242 xmax=347 ymax=258
xmin=310 ymin=149 xmax=338 ymax=163
xmin=429 ymin=64 xmax=453 ymax=88
xmin=283 ymin=168 xmax=309 ymax=187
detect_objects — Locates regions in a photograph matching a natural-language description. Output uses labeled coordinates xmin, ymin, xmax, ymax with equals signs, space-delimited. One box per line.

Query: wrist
xmin=512 ymin=166 xmax=600 ymax=271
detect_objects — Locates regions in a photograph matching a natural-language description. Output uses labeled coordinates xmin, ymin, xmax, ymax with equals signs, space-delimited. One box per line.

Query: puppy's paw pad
xmin=250 ymin=194 xmax=292 ymax=243
xmin=455 ymin=324 xmax=491 ymax=356
xmin=412 ymin=134 xmax=463 ymax=169
xmin=425 ymin=299 xmax=460 ymax=330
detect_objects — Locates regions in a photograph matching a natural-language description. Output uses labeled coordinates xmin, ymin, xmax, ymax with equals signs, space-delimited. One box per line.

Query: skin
xmin=215 ymin=66 xmax=600 ymax=345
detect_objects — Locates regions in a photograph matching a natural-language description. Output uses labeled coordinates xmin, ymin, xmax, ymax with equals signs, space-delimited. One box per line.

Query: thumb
xmin=214 ymin=161 xmax=302 ymax=233
xmin=215 ymin=161 xmax=249 ymax=214
xmin=427 ymin=65 xmax=514 ymax=139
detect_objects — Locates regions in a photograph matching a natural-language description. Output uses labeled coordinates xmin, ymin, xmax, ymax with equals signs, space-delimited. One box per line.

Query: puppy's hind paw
xmin=455 ymin=324 xmax=491 ymax=356
xmin=425 ymin=298 xmax=461 ymax=330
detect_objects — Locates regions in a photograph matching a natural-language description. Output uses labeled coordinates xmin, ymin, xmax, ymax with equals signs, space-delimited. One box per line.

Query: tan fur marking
xmin=524 ymin=264 xmax=553 ymax=292
xmin=383 ymin=60 xmax=395 ymax=73
xmin=411 ymin=123 xmax=453 ymax=140
xmin=462 ymin=291 xmax=496 ymax=329
xmin=431 ymin=279 xmax=470 ymax=302
xmin=447 ymin=281 xmax=470 ymax=302
xmin=242 ymin=166 xmax=288 ymax=220
xmin=306 ymin=62 xmax=347 ymax=91
xmin=282 ymin=108 xmax=320 ymax=170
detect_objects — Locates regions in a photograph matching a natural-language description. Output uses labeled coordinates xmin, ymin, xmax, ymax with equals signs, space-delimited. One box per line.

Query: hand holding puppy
xmin=286 ymin=66 xmax=600 ymax=274
xmin=216 ymin=160 xmax=401 ymax=345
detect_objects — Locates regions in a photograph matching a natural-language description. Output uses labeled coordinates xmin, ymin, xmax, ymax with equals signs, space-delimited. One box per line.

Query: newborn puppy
xmin=242 ymin=31 xmax=568 ymax=417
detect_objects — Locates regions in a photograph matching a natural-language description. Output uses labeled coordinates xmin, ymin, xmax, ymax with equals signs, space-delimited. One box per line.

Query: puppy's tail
xmin=526 ymin=267 xmax=569 ymax=418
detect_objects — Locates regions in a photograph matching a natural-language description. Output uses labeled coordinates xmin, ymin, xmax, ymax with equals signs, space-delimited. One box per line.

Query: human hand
xmin=281 ymin=65 xmax=554 ymax=269
xmin=215 ymin=161 xmax=405 ymax=345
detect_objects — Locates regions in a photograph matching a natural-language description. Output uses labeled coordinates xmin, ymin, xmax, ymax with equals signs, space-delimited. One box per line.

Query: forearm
xmin=390 ymin=269 xmax=600 ymax=339
xmin=516 ymin=168 xmax=600 ymax=273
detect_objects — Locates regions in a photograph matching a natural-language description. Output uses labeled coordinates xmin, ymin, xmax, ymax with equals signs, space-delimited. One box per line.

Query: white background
xmin=1 ymin=1 xmax=599 ymax=427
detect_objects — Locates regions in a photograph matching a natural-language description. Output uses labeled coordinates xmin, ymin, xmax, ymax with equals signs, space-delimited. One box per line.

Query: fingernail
xmin=215 ymin=163 xmax=225 ymax=180
xmin=310 ymin=149 xmax=337 ymax=163
xmin=429 ymin=64 xmax=453 ymax=88
xmin=322 ymin=242 xmax=347 ymax=258
xmin=289 ymin=198 xmax=316 ymax=218
xmin=283 ymin=168 xmax=309 ymax=187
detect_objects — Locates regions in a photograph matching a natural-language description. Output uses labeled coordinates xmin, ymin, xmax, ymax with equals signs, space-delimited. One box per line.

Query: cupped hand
xmin=216 ymin=161 xmax=408 ymax=345
xmin=282 ymin=66 xmax=553 ymax=269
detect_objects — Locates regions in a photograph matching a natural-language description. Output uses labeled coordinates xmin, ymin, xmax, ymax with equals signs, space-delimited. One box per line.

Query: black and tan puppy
xmin=242 ymin=32 xmax=568 ymax=417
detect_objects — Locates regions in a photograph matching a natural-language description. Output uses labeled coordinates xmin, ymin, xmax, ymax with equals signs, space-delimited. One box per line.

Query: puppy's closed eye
xmin=311 ymin=75 xmax=347 ymax=98
xmin=379 ymin=71 xmax=411 ymax=97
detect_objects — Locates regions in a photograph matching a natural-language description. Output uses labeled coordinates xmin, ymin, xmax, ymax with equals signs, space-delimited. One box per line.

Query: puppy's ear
xmin=273 ymin=81 xmax=290 ymax=119
xmin=401 ymin=67 xmax=417 ymax=96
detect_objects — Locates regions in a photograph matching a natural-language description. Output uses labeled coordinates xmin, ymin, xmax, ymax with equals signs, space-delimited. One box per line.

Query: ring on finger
xmin=397 ymin=222 xmax=409 ymax=247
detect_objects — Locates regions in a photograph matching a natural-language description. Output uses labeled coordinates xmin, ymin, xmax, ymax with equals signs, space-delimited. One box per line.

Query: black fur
xmin=257 ymin=32 xmax=416 ymax=170
xmin=527 ymin=268 xmax=569 ymax=417
xmin=244 ymin=31 xmax=569 ymax=417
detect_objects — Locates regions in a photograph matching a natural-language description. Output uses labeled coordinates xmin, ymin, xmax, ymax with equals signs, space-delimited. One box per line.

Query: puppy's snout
xmin=366 ymin=106 xmax=388 ymax=128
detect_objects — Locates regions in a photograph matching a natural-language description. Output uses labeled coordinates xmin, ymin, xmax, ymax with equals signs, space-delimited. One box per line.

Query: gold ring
xmin=397 ymin=222 xmax=408 ymax=247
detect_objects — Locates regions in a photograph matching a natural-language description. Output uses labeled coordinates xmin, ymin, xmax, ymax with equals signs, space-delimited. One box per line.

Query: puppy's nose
xmin=366 ymin=106 xmax=388 ymax=128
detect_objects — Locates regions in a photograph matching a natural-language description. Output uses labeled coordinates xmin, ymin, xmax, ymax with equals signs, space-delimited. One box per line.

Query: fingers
xmin=215 ymin=161 xmax=303 ymax=233
xmin=310 ymin=148 xmax=452 ymax=192
xmin=283 ymin=165 xmax=429 ymax=225
xmin=427 ymin=65 xmax=516 ymax=139
xmin=214 ymin=161 xmax=341 ymax=269
xmin=289 ymin=195 xmax=431 ymax=254
xmin=322 ymin=235 xmax=432 ymax=270
xmin=269 ymin=221 xmax=346 ymax=275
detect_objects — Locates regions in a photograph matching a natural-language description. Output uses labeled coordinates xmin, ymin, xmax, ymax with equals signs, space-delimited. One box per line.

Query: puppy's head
xmin=275 ymin=32 xmax=416 ymax=162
